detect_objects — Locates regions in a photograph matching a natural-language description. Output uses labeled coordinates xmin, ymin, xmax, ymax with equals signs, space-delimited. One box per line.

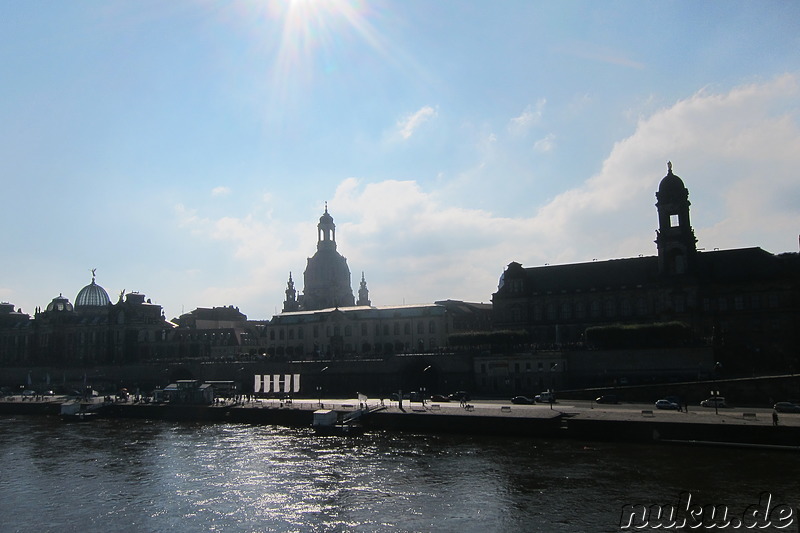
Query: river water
xmin=0 ymin=415 xmax=798 ymax=532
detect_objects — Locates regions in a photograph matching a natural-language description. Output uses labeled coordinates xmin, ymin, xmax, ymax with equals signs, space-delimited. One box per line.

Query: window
xmin=417 ymin=322 xmax=424 ymax=334
xmin=404 ymin=323 xmax=411 ymax=335
xmin=345 ymin=325 xmax=352 ymax=336
xmin=429 ymin=321 xmax=436 ymax=334
xmin=670 ymin=214 xmax=680 ymax=227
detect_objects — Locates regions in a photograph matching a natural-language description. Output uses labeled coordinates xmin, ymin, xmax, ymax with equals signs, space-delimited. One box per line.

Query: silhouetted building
xmin=0 ymin=302 xmax=31 ymax=365
xmin=0 ymin=272 xmax=176 ymax=367
xmin=491 ymin=163 xmax=800 ymax=374
xmin=283 ymin=204 xmax=367 ymax=312
xmin=169 ymin=305 xmax=263 ymax=360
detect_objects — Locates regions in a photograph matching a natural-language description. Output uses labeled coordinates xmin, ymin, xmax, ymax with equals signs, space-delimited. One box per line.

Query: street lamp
xmin=711 ymin=389 xmax=720 ymax=415
xmin=550 ymin=363 xmax=559 ymax=410
xmin=421 ymin=365 xmax=432 ymax=405
xmin=318 ymin=366 xmax=328 ymax=406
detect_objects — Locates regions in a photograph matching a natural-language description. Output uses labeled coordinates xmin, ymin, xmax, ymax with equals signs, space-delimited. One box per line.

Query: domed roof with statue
xmin=657 ymin=161 xmax=688 ymax=202
xmin=75 ymin=269 xmax=111 ymax=308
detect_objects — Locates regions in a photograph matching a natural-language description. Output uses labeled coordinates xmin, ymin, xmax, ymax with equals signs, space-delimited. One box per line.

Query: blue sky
xmin=2 ymin=0 xmax=799 ymax=320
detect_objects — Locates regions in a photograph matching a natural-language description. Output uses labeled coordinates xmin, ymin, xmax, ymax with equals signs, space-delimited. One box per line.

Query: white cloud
xmin=531 ymin=73 xmax=800 ymax=260
xmin=211 ymin=186 xmax=231 ymax=197
xmin=508 ymin=99 xmax=546 ymax=135
xmin=396 ymin=105 xmax=437 ymax=140
xmin=533 ymin=133 xmax=556 ymax=153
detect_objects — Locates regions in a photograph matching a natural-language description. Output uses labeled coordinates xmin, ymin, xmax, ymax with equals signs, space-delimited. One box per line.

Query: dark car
xmin=448 ymin=391 xmax=470 ymax=402
xmin=774 ymin=402 xmax=800 ymax=413
xmin=595 ymin=395 xmax=619 ymax=404
xmin=511 ymin=396 xmax=534 ymax=405
xmin=430 ymin=394 xmax=450 ymax=402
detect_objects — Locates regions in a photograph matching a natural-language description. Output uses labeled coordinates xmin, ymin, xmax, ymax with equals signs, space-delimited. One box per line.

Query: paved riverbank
xmin=3 ymin=395 xmax=799 ymax=448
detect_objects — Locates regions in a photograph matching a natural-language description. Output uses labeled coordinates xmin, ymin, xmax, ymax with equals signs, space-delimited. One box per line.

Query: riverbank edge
xmin=2 ymin=399 xmax=799 ymax=449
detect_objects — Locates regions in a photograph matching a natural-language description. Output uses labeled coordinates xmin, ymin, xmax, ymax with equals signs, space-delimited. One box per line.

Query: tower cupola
xmin=655 ymin=161 xmax=697 ymax=276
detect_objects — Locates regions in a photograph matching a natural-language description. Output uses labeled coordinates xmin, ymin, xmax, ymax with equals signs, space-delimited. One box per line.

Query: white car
xmin=655 ymin=399 xmax=679 ymax=410
xmin=535 ymin=392 xmax=556 ymax=403
xmin=700 ymin=397 xmax=727 ymax=408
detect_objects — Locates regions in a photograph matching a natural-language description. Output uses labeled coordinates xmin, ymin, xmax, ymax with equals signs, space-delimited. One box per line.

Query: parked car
xmin=655 ymin=399 xmax=680 ymax=410
xmin=700 ymin=397 xmax=727 ymax=408
xmin=595 ymin=394 xmax=619 ymax=404
xmin=511 ymin=395 xmax=534 ymax=405
xmin=448 ymin=391 xmax=470 ymax=402
xmin=430 ymin=394 xmax=450 ymax=402
xmin=773 ymin=402 xmax=800 ymax=413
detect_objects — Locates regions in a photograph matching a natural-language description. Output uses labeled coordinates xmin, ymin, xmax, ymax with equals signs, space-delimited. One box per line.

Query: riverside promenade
xmin=2 ymin=394 xmax=799 ymax=448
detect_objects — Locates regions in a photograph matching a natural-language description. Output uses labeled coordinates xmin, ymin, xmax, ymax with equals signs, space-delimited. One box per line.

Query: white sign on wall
xmin=254 ymin=374 xmax=300 ymax=394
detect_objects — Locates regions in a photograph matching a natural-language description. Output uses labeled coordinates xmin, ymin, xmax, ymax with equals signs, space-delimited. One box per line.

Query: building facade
xmin=491 ymin=164 xmax=800 ymax=375
xmin=266 ymin=304 xmax=451 ymax=359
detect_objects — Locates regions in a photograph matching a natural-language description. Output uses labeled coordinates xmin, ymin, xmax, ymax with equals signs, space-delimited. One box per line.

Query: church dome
xmin=319 ymin=208 xmax=334 ymax=225
xmin=657 ymin=162 xmax=688 ymax=200
xmin=46 ymin=294 xmax=73 ymax=312
xmin=76 ymin=275 xmax=111 ymax=307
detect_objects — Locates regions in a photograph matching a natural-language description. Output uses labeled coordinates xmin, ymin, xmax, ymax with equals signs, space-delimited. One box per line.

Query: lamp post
xmin=421 ymin=365 xmax=432 ymax=405
xmin=318 ymin=366 xmax=328 ymax=407
xmin=711 ymin=389 xmax=720 ymax=415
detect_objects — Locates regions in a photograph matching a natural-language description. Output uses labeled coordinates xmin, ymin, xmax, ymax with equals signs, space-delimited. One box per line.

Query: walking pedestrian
xmin=773 ymin=409 xmax=779 ymax=427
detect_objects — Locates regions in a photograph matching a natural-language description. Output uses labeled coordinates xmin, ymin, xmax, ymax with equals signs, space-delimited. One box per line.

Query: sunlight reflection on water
xmin=0 ymin=416 xmax=798 ymax=532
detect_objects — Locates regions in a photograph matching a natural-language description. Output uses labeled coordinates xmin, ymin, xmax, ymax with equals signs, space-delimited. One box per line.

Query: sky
xmin=1 ymin=1 xmax=799 ymax=321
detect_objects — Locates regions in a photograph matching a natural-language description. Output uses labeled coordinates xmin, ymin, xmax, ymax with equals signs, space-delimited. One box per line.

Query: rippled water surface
xmin=1 ymin=416 xmax=798 ymax=532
